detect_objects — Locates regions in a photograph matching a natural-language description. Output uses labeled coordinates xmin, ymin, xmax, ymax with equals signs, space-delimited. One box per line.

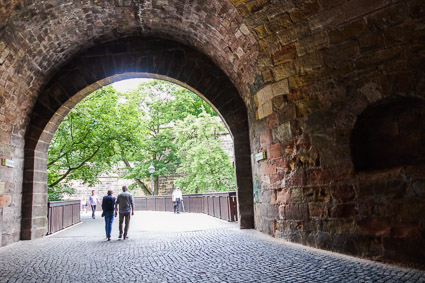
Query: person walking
xmin=89 ymin=190 xmax=100 ymax=219
xmin=114 ymin=185 xmax=135 ymax=240
xmin=172 ymin=187 xmax=183 ymax=214
xmin=102 ymin=190 xmax=116 ymax=241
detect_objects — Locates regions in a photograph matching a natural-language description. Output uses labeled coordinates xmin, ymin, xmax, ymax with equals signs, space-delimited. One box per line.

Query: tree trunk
xmin=154 ymin=177 xmax=159 ymax=195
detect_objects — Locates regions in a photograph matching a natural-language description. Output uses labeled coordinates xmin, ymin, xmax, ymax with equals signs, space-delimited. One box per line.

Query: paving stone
xmin=0 ymin=212 xmax=424 ymax=282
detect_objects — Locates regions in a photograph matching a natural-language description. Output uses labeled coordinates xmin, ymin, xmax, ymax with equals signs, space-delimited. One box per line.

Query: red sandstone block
xmin=358 ymin=219 xmax=391 ymax=237
xmin=390 ymin=222 xmax=422 ymax=239
xmin=286 ymin=169 xmax=306 ymax=187
xmin=277 ymin=188 xmax=291 ymax=204
xmin=260 ymin=162 xmax=276 ymax=175
xmin=308 ymin=203 xmax=328 ymax=218
xmin=275 ymin=157 xmax=290 ymax=173
xmin=260 ymin=129 xmax=273 ymax=149
xmin=267 ymin=113 xmax=279 ymax=128
xmin=329 ymin=204 xmax=358 ymax=218
xmin=272 ymin=44 xmax=297 ymax=65
xmin=330 ymin=184 xmax=356 ymax=202
xmin=307 ymin=168 xmax=332 ymax=186
xmin=268 ymin=143 xmax=282 ymax=159
xmin=0 ymin=194 xmax=12 ymax=206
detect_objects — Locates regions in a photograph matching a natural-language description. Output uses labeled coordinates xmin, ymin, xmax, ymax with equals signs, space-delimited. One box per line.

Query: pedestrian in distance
xmin=172 ymin=187 xmax=183 ymax=214
xmin=81 ymin=195 xmax=87 ymax=213
xmin=101 ymin=190 xmax=116 ymax=241
xmin=89 ymin=190 xmax=100 ymax=219
xmin=115 ymin=185 xmax=135 ymax=240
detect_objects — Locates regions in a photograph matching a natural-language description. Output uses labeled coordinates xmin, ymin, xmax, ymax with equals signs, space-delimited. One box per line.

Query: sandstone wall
xmin=0 ymin=0 xmax=424 ymax=268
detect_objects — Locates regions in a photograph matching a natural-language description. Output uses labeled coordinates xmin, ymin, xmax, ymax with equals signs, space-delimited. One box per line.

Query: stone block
xmin=268 ymin=143 xmax=282 ymax=159
xmin=271 ymin=44 xmax=297 ymax=65
xmin=245 ymin=0 xmax=270 ymax=14
xmin=278 ymin=103 xmax=297 ymax=122
xmin=329 ymin=19 xmax=367 ymax=44
xmin=309 ymin=6 xmax=345 ymax=32
xmin=322 ymin=40 xmax=358 ymax=66
xmin=296 ymin=134 xmax=311 ymax=152
xmin=330 ymin=184 xmax=356 ymax=203
xmin=258 ymin=100 xmax=273 ymax=119
xmin=275 ymin=157 xmax=290 ymax=173
xmin=287 ymin=170 xmax=307 ymax=188
xmin=303 ymin=186 xmax=330 ymax=203
xmin=290 ymin=187 xmax=303 ymax=202
xmin=390 ymin=221 xmax=422 ymax=239
xmin=278 ymin=22 xmax=310 ymax=45
xmin=407 ymin=0 xmax=425 ymax=18
xmin=308 ymin=203 xmax=328 ymax=218
xmin=306 ymin=168 xmax=332 ymax=186
xmin=294 ymin=51 xmax=323 ymax=74
xmin=0 ymin=195 xmax=12 ymax=207
xmin=275 ymin=121 xmax=292 ymax=142
xmin=323 ymin=219 xmax=358 ymax=235
xmin=284 ymin=203 xmax=309 ymax=220
xmin=355 ymin=47 xmax=403 ymax=70
xmin=341 ymin=0 xmax=392 ymax=21
xmin=368 ymin=3 xmax=408 ymax=30
xmin=289 ymin=0 xmax=321 ymax=23
xmin=259 ymin=129 xmax=273 ymax=149
xmin=288 ymin=72 xmax=317 ymax=90
xmin=265 ymin=14 xmax=292 ymax=34
xmin=272 ymin=79 xmax=289 ymax=96
xmin=272 ymin=61 xmax=296 ymax=81
xmin=277 ymin=188 xmax=291 ymax=204
xmin=254 ymin=24 xmax=269 ymax=39
xmin=295 ymin=31 xmax=329 ymax=57
xmin=358 ymin=30 xmax=384 ymax=53
xmin=262 ymin=69 xmax=273 ymax=83
xmin=329 ymin=204 xmax=358 ymax=218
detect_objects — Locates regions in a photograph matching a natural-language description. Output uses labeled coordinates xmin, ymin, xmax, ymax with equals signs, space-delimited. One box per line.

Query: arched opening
xmin=351 ymin=96 xmax=425 ymax=172
xmin=22 ymin=37 xmax=254 ymax=240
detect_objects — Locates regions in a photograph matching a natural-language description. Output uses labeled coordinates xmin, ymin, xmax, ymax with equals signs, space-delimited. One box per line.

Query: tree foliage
xmin=47 ymin=80 xmax=234 ymax=200
xmin=174 ymin=111 xmax=235 ymax=193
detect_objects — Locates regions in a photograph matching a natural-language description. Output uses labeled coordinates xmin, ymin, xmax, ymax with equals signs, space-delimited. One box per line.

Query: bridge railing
xmin=134 ymin=191 xmax=238 ymax=222
xmin=47 ymin=200 xmax=81 ymax=235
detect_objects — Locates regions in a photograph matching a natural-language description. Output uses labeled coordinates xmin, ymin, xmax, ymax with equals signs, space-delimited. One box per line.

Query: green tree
xmin=174 ymin=111 xmax=235 ymax=193
xmin=47 ymin=80 xmax=220 ymax=200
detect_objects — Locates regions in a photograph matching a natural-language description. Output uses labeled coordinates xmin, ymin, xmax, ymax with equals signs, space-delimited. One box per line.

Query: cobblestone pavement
xmin=0 ymin=212 xmax=424 ymax=283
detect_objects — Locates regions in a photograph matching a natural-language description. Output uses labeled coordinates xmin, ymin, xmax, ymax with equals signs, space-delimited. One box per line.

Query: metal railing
xmin=47 ymin=200 xmax=81 ymax=235
xmin=134 ymin=191 xmax=238 ymax=222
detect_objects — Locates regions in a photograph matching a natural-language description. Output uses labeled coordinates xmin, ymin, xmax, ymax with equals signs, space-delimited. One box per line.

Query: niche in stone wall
xmin=351 ymin=97 xmax=425 ymax=171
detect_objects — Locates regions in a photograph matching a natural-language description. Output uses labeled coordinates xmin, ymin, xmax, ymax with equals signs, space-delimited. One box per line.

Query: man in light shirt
xmin=88 ymin=190 xmax=99 ymax=219
xmin=114 ymin=185 xmax=135 ymax=240
xmin=172 ymin=187 xmax=183 ymax=214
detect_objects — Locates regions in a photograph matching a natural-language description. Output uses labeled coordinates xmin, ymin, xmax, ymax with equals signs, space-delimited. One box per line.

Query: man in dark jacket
xmin=114 ymin=185 xmax=135 ymax=240
xmin=101 ymin=190 xmax=116 ymax=241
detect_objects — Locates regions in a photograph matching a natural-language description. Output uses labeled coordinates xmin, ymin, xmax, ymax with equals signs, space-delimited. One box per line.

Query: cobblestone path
xmin=0 ymin=212 xmax=424 ymax=282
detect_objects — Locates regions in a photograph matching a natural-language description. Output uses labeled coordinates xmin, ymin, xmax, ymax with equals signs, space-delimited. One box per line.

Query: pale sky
xmin=112 ymin=78 xmax=153 ymax=92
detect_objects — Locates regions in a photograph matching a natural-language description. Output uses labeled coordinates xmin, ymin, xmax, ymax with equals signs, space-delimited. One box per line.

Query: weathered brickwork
xmin=239 ymin=0 xmax=425 ymax=268
xmin=0 ymin=0 xmax=424 ymax=269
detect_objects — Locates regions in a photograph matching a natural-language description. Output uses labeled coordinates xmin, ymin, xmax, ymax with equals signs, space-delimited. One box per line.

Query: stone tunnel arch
xmin=22 ymin=37 xmax=254 ymax=240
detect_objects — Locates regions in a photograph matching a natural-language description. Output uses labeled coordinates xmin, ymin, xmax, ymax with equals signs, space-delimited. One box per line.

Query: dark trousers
xmin=104 ymin=211 xmax=114 ymax=238
xmin=119 ymin=212 xmax=131 ymax=237
xmin=173 ymin=198 xmax=181 ymax=213
xmin=91 ymin=205 xmax=96 ymax=217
